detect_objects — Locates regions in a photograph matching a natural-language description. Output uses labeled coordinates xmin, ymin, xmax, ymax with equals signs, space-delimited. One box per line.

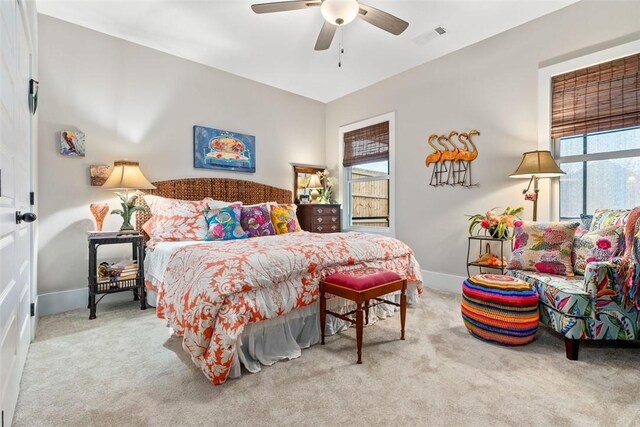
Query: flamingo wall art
xmin=425 ymin=130 xmax=480 ymax=187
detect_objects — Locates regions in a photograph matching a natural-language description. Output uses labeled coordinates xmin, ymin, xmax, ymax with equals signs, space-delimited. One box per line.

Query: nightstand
xmin=296 ymin=204 xmax=341 ymax=233
xmin=87 ymin=234 xmax=147 ymax=319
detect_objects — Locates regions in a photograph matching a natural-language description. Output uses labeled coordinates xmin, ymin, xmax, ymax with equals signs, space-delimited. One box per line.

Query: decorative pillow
xmin=204 ymin=204 xmax=248 ymax=241
xmin=270 ymin=204 xmax=302 ymax=234
xmin=240 ymin=204 xmax=276 ymax=237
xmin=571 ymin=226 xmax=623 ymax=275
xmin=508 ymin=221 xmax=580 ymax=277
xmin=580 ymin=213 xmax=593 ymax=230
xmin=589 ymin=209 xmax=631 ymax=231
xmin=143 ymin=195 xmax=214 ymax=241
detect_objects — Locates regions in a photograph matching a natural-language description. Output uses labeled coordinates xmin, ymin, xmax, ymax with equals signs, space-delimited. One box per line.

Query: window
xmin=552 ymin=52 xmax=640 ymax=219
xmin=341 ymin=114 xmax=394 ymax=233
xmin=556 ymin=127 xmax=640 ymax=218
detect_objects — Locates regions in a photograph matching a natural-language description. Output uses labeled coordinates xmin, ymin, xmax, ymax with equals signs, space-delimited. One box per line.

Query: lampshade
xmin=509 ymin=150 xmax=565 ymax=179
xmin=321 ymin=0 xmax=360 ymax=26
xmin=306 ymin=174 xmax=323 ymax=189
xmin=101 ymin=160 xmax=156 ymax=190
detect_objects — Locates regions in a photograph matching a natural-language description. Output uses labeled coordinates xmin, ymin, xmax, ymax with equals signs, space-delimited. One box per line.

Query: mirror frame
xmin=292 ymin=164 xmax=326 ymax=204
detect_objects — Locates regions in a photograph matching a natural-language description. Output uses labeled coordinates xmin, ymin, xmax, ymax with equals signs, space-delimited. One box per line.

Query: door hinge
xmin=30 ymin=191 xmax=35 ymax=205
xmin=30 ymin=302 xmax=35 ymax=317
xmin=2 ymin=409 xmax=4 ymax=427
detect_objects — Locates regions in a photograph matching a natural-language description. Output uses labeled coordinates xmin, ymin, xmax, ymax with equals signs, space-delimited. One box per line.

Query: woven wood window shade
xmin=551 ymin=53 xmax=640 ymax=139
xmin=343 ymin=121 xmax=389 ymax=167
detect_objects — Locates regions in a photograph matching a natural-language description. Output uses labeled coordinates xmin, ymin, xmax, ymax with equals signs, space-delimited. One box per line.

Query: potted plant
xmin=467 ymin=206 xmax=524 ymax=239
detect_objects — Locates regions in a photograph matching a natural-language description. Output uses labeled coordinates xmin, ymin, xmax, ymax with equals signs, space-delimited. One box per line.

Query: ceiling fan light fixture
xmin=320 ymin=0 xmax=359 ymax=26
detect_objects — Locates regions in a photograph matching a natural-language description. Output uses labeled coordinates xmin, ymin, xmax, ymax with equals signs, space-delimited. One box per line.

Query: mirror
xmin=292 ymin=164 xmax=326 ymax=204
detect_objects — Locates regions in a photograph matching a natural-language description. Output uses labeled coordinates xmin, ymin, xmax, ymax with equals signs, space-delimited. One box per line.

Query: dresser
xmin=296 ymin=204 xmax=341 ymax=233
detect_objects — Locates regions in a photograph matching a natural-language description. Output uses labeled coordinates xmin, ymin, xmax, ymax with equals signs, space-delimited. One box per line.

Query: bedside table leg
xmin=89 ymin=293 xmax=96 ymax=320
xmin=140 ymin=286 xmax=147 ymax=310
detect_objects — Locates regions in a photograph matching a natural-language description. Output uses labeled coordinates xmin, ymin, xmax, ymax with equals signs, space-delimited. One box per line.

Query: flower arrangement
xmin=316 ymin=169 xmax=338 ymax=204
xmin=467 ymin=206 xmax=524 ymax=239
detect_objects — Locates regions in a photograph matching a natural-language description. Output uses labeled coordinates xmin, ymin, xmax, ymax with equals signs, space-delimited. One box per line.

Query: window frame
xmin=554 ymin=127 xmax=640 ymax=219
xmin=537 ymin=40 xmax=640 ymax=221
xmin=338 ymin=112 xmax=396 ymax=236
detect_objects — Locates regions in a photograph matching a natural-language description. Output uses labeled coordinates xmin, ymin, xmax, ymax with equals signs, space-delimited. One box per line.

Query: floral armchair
xmin=507 ymin=208 xmax=640 ymax=360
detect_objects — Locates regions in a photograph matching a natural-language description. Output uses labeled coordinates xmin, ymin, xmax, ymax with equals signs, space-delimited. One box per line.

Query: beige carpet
xmin=13 ymin=289 xmax=640 ymax=426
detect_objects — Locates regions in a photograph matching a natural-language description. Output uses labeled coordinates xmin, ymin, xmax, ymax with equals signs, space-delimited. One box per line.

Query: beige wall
xmin=325 ymin=1 xmax=640 ymax=289
xmin=37 ymin=15 xmax=325 ymax=304
xmin=37 ymin=1 xmax=640 ymax=310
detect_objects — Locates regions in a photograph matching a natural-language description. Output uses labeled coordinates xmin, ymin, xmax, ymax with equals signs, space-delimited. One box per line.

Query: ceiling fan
xmin=251 ymin=0 xmax=409 ymax=51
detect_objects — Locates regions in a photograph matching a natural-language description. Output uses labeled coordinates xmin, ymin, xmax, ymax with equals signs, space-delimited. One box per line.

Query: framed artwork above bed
xmin=193 ymin=125 xmax=256 ymax=173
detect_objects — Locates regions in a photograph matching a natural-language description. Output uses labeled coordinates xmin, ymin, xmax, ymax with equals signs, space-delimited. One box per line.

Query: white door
xmin=0 ymin=0 xmax=34 ymax=425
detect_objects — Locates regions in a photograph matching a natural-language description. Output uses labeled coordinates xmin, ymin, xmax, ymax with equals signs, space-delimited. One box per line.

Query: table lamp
xmin=102 ymin=160 xmax=156 ymax=233
xmin=509 ymin=150 xmax=565 ymax=221
xmin=306 ymin=174 xmax=323 ymax=203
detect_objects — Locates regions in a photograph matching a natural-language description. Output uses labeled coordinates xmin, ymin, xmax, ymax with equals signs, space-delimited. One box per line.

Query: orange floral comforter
xmin=154 ymin=231 xmax=422 ymax=384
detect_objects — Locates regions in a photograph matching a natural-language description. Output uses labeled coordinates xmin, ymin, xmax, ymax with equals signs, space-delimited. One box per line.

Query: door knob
xmin=16 ymin=211 xmax=37 ymax=224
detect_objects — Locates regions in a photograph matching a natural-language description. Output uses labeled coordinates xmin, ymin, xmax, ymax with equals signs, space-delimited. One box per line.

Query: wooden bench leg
xmin=320 ymin=284 xmax=326 ymax=345
xmin=356 ymin=302 xmax=364 ymax=364
xmin=400 ymin=282 xmax=406 ymax=340
xmin=364 ymin=300 xmax=369 ymax=325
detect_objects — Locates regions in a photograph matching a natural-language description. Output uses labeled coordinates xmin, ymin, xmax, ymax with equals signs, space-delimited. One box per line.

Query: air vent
xmin=435 ymin=26 xmax=446 ymax=35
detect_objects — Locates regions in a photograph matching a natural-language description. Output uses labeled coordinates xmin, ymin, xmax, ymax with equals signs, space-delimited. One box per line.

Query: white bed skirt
xmin=147 ymin=284 xmax=420 ymax=380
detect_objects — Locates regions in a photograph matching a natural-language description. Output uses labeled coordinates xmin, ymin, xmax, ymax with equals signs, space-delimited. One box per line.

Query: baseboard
xmin=38 ymin=287 xmax=135 ymax=317
xmin=422 ymin=270 xmax=464 ymax=294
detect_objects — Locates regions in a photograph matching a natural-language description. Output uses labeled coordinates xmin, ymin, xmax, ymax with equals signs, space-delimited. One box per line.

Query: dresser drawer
xmin=312 ymin=206 xmax=340 ymax=216
xmin=312 ymin=223 xmax=341 ymax=233
xmin=313 ymin=215 xmax=340 ymax=224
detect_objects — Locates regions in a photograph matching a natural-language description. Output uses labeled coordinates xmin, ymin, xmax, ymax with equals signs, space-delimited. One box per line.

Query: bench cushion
xmin=323 ymin=269 xmax=402 ymax=291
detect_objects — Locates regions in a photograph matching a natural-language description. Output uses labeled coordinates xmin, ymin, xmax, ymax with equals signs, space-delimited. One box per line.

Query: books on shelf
xmin=107 ymin=259 xmax=139 ymax=281
xmin=109 ymin=259 xmax=137 ymax=270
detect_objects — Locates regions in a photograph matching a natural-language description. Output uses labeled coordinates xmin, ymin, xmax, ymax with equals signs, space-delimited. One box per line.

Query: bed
xmin=137 ymin=178 xmax=423 ymax=384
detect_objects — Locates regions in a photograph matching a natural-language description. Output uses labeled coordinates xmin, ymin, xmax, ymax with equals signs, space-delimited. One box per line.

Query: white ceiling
xmin=36 ymin=0 xmax=579 ymax=102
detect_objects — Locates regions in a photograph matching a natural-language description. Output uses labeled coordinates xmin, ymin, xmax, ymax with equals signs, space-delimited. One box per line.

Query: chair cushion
xmin=323 ymin=269 xmax=402 ymax=291
xmin=507 ymin=269 xmax=591 ymax=317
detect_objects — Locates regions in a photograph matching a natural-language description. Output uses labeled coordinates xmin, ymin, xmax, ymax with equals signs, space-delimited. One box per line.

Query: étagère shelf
xmin=466 ymin=235 xmax=512 ymax=277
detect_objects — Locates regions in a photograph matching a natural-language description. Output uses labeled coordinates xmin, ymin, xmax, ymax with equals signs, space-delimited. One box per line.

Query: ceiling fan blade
xmin=358 ymin=4 xmax=409 ymax=35
xmin=314 ymin=21 xmax=337 ymax=51
xmin=251 ymin=0 xmax=321 ymax=14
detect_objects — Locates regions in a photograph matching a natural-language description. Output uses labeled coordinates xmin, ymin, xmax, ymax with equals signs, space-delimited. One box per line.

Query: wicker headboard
xmin=135 ymin=178 xmax=292 ymax=236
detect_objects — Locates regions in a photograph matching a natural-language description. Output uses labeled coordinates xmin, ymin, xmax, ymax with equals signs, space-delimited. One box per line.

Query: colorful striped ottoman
xmin=461 ymin=274 xmax=539 ymax=346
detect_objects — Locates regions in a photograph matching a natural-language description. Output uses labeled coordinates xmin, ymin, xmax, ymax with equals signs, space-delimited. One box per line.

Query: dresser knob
xmin=331 ymin=209 xmax=337 ymax=214
xmin=317 ymin=217 xmax=323 ymax=223
xmin=331 ymin=225 xmax=337 ymax=231
xmin=317 ymin=226 xmax=323 ymax=231
xmin=331 ymin=217 xmax=337 ymax=222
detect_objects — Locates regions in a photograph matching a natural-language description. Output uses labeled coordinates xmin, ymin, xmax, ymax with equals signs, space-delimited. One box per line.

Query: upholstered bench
xmin=461 ymin=274 xmax=539 ymax=346
xmin=319 ymin=269 xmax=407 ymax=364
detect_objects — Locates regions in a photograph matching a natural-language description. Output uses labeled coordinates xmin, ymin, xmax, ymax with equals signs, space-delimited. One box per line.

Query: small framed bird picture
xmin=60 ymin=130 xmax=86 ymax=157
